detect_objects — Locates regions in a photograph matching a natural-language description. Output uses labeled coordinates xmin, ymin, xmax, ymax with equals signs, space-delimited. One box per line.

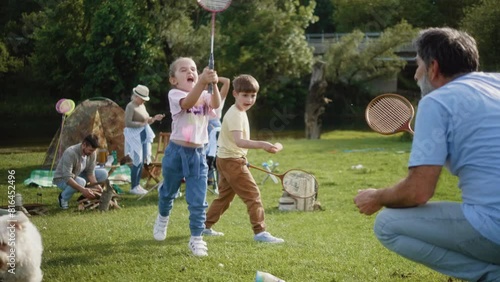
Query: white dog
xmin=0 ymin=211 xmax=43 ymax=282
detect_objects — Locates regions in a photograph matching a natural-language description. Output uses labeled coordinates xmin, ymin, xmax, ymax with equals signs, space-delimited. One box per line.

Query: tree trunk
xmin=305 ymin=60 xmax=330 ymax=139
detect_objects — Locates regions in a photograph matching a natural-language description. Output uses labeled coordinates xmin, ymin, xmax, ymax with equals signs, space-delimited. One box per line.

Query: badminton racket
xmin=247 ymin=163 xmax=318 ymax=199
xmin=197 ymin=0 xmax=232 ymax=94
xmin=56 ymin=99 xmax=76 ymax=116
xmin=51 ymin=99 xmax=76 ymax=173
xmin=365 ymin=93 xmax=415 ymax=135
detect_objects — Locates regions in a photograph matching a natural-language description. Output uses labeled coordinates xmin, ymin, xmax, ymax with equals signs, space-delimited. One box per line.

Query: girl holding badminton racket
xmin=202 ymin=74 xmax=285 ymax=244
xmin=153 ymin=57 xmax=221 ymax=257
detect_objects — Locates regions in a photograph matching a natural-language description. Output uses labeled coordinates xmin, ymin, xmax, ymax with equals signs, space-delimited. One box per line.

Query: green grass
xmin=1 ymin=130 xmax=463 ymax=282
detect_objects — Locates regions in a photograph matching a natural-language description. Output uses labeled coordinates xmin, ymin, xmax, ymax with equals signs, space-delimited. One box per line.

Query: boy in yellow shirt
xmin=203 ymin=74 xmax=284 ymax=243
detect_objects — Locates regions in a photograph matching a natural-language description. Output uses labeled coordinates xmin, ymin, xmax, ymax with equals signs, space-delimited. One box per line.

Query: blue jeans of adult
xmin=159 ymin=141 xmax=208 ymax=236
xmin=56 ymin=168 xmax=108 ymax=202
xmin=375 ymin=201 xmax=500 ymax=281
xmin=207 ymin=118 xmax=221 ymax=181
xmin=130 ymin=129 xmax=147 ymax=188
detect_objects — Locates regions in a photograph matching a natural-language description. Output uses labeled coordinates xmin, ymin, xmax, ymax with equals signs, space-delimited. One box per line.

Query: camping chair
xmin=143 ymin=132 xmax=170 ymax=189
xmin=206 ymin=127 xmax=221 ymax=194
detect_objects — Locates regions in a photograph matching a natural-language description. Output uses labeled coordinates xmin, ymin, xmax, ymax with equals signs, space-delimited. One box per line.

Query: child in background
xmin=202 ymin=74 xmax=285 ymax=243
xmin=207 ymin=77 xmax=230 ymax=185
xmin=153 ymin=57 xmax=221 ymax=257
xmin=208 ymin=77 xmax=231 ymax=134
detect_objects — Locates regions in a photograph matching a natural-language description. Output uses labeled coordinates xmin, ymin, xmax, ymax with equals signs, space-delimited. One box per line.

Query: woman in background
xmin=124 ymin=84 xmax=164 ymax=195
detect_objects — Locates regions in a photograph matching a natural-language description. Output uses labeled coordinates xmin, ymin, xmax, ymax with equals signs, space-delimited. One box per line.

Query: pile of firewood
xmin=76 ymin=180 xmax=120 ymax=211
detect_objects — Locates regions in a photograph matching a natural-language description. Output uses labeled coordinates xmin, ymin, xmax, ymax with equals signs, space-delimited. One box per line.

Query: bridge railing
xmin=305 ymin=33 xmax=415 ymax=57
xmin=305 ymin=32 xmax=382 ymax=43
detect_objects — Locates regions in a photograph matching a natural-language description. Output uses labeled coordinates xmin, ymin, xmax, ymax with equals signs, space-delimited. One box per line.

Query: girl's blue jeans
xmin=159 ymin=141 xmax=208 ymax=236
xmin=375 ymin=201 xmax=500 ymax=281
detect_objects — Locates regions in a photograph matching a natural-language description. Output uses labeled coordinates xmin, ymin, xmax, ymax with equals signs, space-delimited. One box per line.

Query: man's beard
xmin=418 ymin=74 xmax=435 ymax=97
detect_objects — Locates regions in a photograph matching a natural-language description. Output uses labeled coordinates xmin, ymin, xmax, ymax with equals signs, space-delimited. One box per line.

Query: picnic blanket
xmin=23 ymin=165 xmax=131 ymax=188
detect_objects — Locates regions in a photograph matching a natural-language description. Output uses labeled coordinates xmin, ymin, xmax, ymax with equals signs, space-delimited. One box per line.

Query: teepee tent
xmin=42 ymin=97 xmax=126 ymax=169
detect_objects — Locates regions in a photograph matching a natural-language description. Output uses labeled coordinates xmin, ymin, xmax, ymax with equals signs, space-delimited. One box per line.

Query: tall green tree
xmin=324 ymin=21 xmax=417 ymax=86
xmin=303 ymin=21 xmax=418 ymax=139
xmin=142 ymin=0 xmax=215 ymax=106
xmin=29 ymin=0 xmax=86 ymax=101
xmin=332 ymin=0 xmax=479 ymax=32
xmin=3 ymin=0 xmax=317 ymax=125
xmin=306 ymin=0 xmax=336 ymax=33
xmin=27 ymin=0 xmax=316 ymax=107
xmin=0 ymin=0 xmax=40 ymax=29
xmin=219 ymin=0 xmax=316 ymax=106
xmin=0 ymin=40 xmax=22 ymax=75
xmin=30 ymin=0 xmax=160 ymax=102
xmin=79 ymin=0 xmax=160 ymax=100
xmin=461 ymin=0 xmax=500 ymax=71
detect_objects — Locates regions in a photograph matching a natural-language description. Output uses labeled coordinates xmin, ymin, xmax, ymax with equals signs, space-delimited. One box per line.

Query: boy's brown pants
xmin=205 ymin=157 xmax=266 ymax=234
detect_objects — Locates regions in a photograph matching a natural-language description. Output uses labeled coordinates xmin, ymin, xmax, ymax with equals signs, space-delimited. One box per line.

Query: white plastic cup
xmin=255 ymin=271 xmax=285 ymax=282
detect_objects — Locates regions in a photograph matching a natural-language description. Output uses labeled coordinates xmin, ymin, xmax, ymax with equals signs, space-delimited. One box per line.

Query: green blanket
xmin=23 ymin=165 xmax=131 ymax=188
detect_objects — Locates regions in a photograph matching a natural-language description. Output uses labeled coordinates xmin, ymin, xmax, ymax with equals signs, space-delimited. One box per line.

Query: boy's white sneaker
xmin=189 ymin=236 xmax=208 ymax=257
xmin=202 ymin=228 xmax=224 ymax=236
xmin=254 ymin=231 xmax=285 ymax=244
xmin=153 ymin=214 xmax=169 ymax=241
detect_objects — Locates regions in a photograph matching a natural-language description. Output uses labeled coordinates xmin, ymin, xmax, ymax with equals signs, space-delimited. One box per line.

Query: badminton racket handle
xmin=208 ymin=53 xmax=214 ymax=94
xmin=248 ymin=163 xmax=275 ymax=175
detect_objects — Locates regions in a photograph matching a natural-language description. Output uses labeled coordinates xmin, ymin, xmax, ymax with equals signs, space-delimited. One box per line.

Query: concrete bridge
xmin=305 ymin=33 xmax=417 ymax=93
xmin=305 ymin=32 xmax=416 ymax=62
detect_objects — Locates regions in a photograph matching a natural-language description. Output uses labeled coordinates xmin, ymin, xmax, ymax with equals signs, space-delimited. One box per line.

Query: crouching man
xmin=53 ymin=134 xmax=108 ymax=209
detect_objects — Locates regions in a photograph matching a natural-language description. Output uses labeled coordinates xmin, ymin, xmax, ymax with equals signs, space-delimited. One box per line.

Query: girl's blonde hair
xmin=169 ymin=57 xmax=196 ymax=78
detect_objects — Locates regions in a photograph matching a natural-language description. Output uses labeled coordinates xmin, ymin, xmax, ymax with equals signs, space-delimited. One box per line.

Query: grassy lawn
xmin=1 ymin=130 xmax=463 ymax=282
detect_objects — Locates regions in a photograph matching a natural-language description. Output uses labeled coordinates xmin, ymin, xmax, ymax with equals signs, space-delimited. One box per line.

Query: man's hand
xmin=81 ymin=188 xmax=98 ymax=199
xmin=94 ymin=184 xmax=103 ymax=193
xmin=354 ymin=188 xmax=383 ymax=215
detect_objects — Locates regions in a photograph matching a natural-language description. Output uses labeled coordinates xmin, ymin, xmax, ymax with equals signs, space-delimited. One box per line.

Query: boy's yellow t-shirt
xmin=217 ymin=104 xmax=250 ymax=159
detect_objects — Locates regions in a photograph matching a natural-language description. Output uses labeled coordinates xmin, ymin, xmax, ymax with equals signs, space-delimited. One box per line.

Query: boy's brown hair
xmin=232 ymin=74 xmax=259 ymax=93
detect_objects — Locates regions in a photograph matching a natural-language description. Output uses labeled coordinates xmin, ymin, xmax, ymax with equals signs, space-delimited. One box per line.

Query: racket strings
xmin=367 ymin=97 xmax=412 ymax=134
xmin=283 ymin=171 xmax=317 ymax=198
xmin=198 ymin=0 xmax=231 ymax=12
